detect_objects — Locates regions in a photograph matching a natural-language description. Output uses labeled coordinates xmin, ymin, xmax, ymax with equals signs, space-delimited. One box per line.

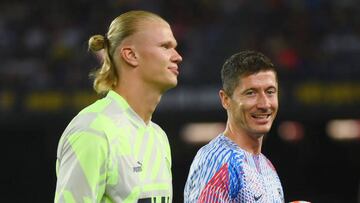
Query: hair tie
xmin=104 ymin=34 xmax=109 ymax=48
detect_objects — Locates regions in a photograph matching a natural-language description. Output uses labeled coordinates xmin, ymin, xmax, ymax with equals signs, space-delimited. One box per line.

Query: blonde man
xmin=55 ymin=10 xmax=182 ymax=203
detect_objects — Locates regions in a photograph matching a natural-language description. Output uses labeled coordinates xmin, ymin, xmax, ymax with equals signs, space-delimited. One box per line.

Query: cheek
xmin=240 ymin=100 xmax=255 ymax=111
xmin=139 ymin=48 xmax=162 ymax=62
xmin=236 ymin=103 xmax=249 ymax=119
xmin=148 ymin=53 xmax=168 ymax=68
xmin=144 ymin=51 xmax=158 ymax=62
xmin=271 ymin=98 xmax=279 ymax=109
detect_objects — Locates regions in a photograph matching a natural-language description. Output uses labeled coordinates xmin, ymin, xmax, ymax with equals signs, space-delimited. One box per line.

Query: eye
xmin=245 ymin=90 xmax=256 ymax=96
xmin=161 ymin=43 xmax=172 ymax=49
xmin=161 ymin=44 xmax=169 ymax=49
xmin=266 ymin=89 xmax=277 ymax=95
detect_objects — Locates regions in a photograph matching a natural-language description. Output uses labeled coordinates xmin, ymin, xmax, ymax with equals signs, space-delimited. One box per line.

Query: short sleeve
xmin=55 ymin=131 xmax=109 ymax=203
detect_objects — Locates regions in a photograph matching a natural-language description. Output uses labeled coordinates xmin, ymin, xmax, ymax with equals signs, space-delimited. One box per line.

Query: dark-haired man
xmin=184 ymin=50 xmax=284 ymax=202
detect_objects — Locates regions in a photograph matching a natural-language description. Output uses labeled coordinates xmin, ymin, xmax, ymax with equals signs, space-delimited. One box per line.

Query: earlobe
xmin=120 ymin=46 xmax=138 ymax=67
xmin=219 ymin=90 xmax=230 ymax=110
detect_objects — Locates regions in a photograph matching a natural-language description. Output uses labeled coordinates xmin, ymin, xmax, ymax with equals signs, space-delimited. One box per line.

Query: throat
xmin=223 ymin=124 xmax=263 ymax=154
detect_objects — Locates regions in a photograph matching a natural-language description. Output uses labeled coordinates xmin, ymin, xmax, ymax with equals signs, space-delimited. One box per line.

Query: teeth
xmin=253 ymin=115 xmax=269 ymax=119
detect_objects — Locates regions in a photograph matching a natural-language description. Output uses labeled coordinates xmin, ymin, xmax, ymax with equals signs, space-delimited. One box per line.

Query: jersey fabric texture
xmin=55 ymin=90 xmax=172 ymax=203
xmin=184 ymin=134 xmax=284 ymax=203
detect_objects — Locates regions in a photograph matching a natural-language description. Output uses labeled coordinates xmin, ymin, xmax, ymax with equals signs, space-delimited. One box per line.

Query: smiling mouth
xmin=251 ymin=114 xmax=271 ymax=120
xmin=251 ymin=114 xmax=271 ymax=119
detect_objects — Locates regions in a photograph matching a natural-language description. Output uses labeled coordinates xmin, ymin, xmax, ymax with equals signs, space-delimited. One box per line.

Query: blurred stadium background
xmin=1 ymin=0 xmax=360 ymax=202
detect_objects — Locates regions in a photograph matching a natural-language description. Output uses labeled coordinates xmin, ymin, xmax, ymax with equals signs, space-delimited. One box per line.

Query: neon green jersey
xmin=55 ymin=91 xmax=172 ymax=203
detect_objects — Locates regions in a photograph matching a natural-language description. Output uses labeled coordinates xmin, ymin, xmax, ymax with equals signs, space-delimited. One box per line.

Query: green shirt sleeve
xmin=55 ymin=131 xmax=109 ymax=203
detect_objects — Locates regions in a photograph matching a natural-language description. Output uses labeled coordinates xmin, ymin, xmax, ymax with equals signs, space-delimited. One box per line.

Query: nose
xmin=257 ymin=93 xmax=271 ymax=109
xmin=171 ymin=49 xmax=183 ymax=64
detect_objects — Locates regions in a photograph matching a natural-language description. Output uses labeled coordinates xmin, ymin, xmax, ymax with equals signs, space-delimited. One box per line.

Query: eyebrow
xmin=160 ymin=40 xmax=177 ymax=48
xmin=242 ymin=85 xmax=277 ymax=93
xmin=266 ymin=86 xmax=277 ymax=90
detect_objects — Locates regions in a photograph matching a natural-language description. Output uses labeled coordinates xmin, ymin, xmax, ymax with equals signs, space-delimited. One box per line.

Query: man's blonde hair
xmin=88 ymin=10 xmax=165 ymax=94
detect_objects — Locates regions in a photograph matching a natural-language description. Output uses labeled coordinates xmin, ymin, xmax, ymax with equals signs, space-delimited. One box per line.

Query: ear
xmin=219 ymin=90 xmax=230 ymax=110
xmin=119 ymin=46 xmax=138 ymax=67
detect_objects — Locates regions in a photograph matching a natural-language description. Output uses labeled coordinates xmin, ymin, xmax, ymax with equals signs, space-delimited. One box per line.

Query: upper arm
xmin=197 ymin=151 xmax=244 ymax=202
xmin=55 ymin=131 xmax=109 ymax=203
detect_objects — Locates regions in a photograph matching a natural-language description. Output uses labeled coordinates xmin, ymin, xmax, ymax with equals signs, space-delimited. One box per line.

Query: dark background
xmin=1 ymin=0 xmax=360 ymax=202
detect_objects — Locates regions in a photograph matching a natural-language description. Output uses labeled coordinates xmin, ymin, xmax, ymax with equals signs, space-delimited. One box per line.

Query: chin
xmin=167 ymin=81 xmax=178 ymax=89
xmin=251 ymin=127 xmax=271 ymax=136
xmin=160 ymin=82 xmax=177 ymax=93
xmin=168 ymin=79 xmax=178 ymax=88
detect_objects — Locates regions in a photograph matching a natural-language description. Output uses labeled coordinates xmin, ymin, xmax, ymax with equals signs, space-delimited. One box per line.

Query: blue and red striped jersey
xmin=184 ymin=134 xmax=284 ymax=203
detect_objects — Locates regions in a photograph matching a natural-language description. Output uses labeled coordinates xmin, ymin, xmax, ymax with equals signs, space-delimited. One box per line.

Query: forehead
xmin=132 ymin=19 xmax=175 ymax=43
xmin=237 ymin=70 xmax=277 ymax=90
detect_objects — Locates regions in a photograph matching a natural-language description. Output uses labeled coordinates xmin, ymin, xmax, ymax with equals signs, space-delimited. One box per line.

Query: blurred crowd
xmin=1 ymin=0 xmax=360 ymax=91
xmin=1 ymin=2 xmax=360 ymax=202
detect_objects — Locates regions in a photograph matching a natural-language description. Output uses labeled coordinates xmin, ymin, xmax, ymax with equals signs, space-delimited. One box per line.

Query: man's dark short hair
xmin=221 ymin=50 xmax=277 ymax=96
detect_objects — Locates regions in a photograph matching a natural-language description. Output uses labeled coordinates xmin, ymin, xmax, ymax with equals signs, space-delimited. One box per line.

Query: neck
xmin=223 ymin=120 xmax=263 ymax=154
xmin=114 ymin=81 xmax=162 ymax=125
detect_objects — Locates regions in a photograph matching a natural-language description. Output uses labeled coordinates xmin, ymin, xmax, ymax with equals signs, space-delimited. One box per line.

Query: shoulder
xmin=150 ymin=122 xmax=166 ymax=135
xmin=57 ymin=115 xmax=110 ymax=162
xmin=185 ymin=136 xmax=246 ymax=201
xmin=57 ymin=98 xmax=114 ymax=155
xmin=63 ymin=95 xmax=114 ymax=133
xmin=63 ymin=111 xmax=106 ymax=140
xmin=69 ymin=94 xmax=132 ymax=136
xmin=78 ymin=95 xmax=112 ymax=114
xmin=188 ymin=135 xmax=246 ymax=178
xmin=150 ymin=122 xmax=169 ymax=143
xmin=150 ymin=121 xmax=171 ymax=152
xmin=261 ymin=153 xmax=277 ymax=171
xmin=197 ymin=135 xmax=245 ymax=162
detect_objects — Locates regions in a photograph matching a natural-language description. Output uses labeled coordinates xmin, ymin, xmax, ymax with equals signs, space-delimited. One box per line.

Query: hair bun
xmin=88 ymin=35 xmax=105 ymax=52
